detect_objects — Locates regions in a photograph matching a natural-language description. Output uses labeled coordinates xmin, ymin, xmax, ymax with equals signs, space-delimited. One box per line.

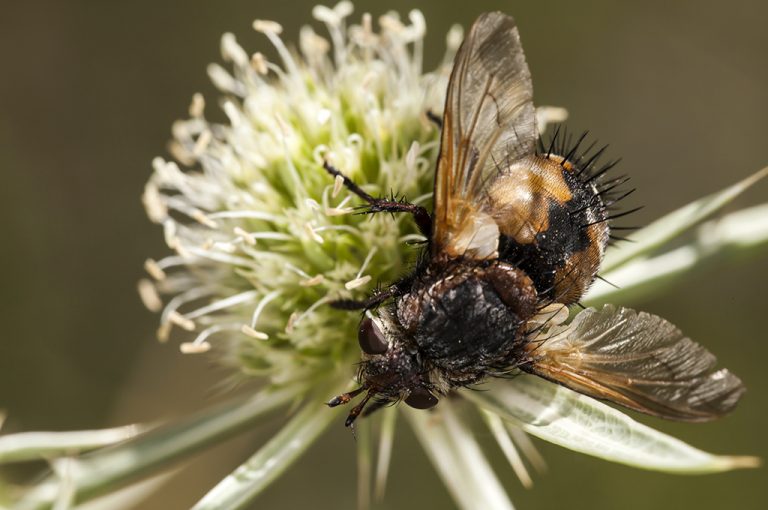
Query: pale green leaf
xmin=0 ymin=425 xmax=143 ymax=464
xmin=192 ymin=398 xmax=336 ymax=510
xmin=586 ymin=202 xmax=768 ymax=305
xmin=481 ymin=410 xmax=533 ymax=488
xmin=406 ymin=401 xmax=515 ymax=510
xmin=601 ymin=166 xmax=768 ymax=273
xmin=16 ymin=385 xmax=304 ymax=510
xmin=373 ymin=405 xmax=397 ymax=502
xmin=356 ymin=418 xmax=372 ymax=510
xmin=464 ymin=375 xmax=759 ymax=474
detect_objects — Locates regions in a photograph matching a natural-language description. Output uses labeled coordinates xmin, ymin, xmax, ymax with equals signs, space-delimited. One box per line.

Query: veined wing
xmin=522 ymin=305 xmax=745 ymax=422
xmin=432 ymin=12 xmax=537 ymax=260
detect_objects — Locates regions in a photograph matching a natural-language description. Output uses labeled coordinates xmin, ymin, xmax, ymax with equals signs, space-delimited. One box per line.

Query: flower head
xmin=140 ymin=3 xmax=454 ymax=387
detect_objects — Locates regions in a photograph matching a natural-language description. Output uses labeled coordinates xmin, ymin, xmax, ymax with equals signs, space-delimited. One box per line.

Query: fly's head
xmin=327 ymin=310 xmax=439 ymax=427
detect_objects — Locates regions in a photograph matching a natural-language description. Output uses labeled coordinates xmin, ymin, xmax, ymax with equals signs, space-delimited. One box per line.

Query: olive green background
xmin=1 ymin=0 xmax=766 ymax=508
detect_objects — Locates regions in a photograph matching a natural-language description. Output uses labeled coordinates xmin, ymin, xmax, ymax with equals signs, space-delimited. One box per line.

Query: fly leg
xmin=322 ymin=161 xmax=432 ymax=237
xmin=330 ymin=274 xmax=414 ymax=310
xmin=426 ymin=109 xmax=442 ymax=129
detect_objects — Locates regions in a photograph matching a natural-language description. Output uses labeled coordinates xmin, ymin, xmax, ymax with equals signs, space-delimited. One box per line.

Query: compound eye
xmin=358 ymin=317 xmax=388 ymax=355
xmin=405 ymin=387 xmax=439 ymax=409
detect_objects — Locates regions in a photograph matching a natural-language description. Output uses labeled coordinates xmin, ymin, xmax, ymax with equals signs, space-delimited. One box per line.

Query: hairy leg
xmin=322 ymin=161 xmax=432 ymax=237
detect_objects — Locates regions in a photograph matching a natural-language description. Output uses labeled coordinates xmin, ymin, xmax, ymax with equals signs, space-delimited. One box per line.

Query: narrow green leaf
xmin=586 ymin=202 xmax=768 ymax=305
xmin=192 ymin=398 xmax=336 ymax=510
xmin=16 ymin=385 xmax=304 ymax=510
xmin=356 ymin=418 xmax=372 ymax=510
xmin=406 ymin=402 xmax=515 ymax=510
xmin=0 ymin=425 xmax=143 ymax=464
xmin=464 ymin=376 xmax=760 ymax=474
xmin=373 ymin=405 xmax=397 ymax=502
xmin=601 ymin=166 xmax=768 ymax=273
xmin=481 ymin=410 xmax=533 ymax=488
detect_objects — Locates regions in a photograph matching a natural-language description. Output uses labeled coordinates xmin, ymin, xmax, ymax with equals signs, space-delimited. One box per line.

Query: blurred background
xmin=1 ymin=0 xmax=766 ymax=508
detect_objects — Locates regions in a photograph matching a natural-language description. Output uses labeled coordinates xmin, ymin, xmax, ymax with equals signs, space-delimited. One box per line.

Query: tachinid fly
xmin=323 ymin=12 xmax=745 ymax=427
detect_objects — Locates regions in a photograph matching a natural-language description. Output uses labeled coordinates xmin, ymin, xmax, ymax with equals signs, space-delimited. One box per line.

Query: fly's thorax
xmin=489 ymin=153 xmax=609 ymax=304
xmin=395 ymin=260 xmax=538 ymax=386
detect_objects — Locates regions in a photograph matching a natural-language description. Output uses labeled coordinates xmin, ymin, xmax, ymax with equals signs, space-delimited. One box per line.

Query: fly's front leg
xmin=330 ymin=275 xmax=414 ymax=311
xmin=322 ymin=161 xmax=432 ymax=237
xmin=426 ymin=109 xmax=443 ymax=129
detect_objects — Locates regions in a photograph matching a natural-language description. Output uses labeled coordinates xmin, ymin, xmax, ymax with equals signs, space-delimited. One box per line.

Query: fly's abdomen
xmin=489 ymin=153 xmax=611 ymax=304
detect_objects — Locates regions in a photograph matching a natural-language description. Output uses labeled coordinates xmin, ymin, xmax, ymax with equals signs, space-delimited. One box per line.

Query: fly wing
xmin=432 ymin=12 xmax=537 ymax=260
xmin=523 ymin=305 xmax=745 ymax=422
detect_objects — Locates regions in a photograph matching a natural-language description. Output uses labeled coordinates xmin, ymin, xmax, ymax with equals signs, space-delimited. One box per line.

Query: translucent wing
xmin=432 ymin=12 xmax=537 ymax=260
xmin=523 ymin=305 xmax=745 ymax=422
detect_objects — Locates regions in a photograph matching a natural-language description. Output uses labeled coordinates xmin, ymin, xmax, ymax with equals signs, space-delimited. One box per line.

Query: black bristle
xmin=546 ymin=125 xmax=561 ymax=158
xmin=585 ymin=158 xmax=622 ymax=183
xmin=562 ymin=131 xmax=589 ymax=166
xmin=578 ymin=145 xmax=609 ymax=176
xmin=603 ymin=188 xmax=637 ymax=208
xmin=608 ymin=234 xmax=635 ymax=242
xmin=595 ymin=274 xmax=620 ymax=288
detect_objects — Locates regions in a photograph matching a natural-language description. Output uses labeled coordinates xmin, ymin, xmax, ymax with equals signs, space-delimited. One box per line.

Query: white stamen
xmin=333 ymin=174 xmax=344 ymax=197
xmin=137 ymin=279 xmax=163 ymax=312
xmin=180 ymin=342 xmax=211 ymax=354
xmin=192 ymin=129 xmax=212 ymax=157
xmin=207 ymin=210 xmax=287 ymax=223
xmin=289 ymin=296 xmax=331 ymax=329
xmin=312 ymin=5 xmax=341 ymax=25
xmin=299 ymin=26 xmax=330 ymax=58
xmin=156 ymin=322 xmax=172 ymax=343
xmin=325 ymin=193 xmax=355 ymax=215
xmin=142 ymin=183 xmax=167 ymax=223
xmin=207 ymin=63 xmax=245 ymax=96
xmin=300 ymin=274 xmax=325 ymax=287
xmin=241 ymin=325 xmax=269 ymax=340
xmin=168 ymin=236 xmax=191 ymax=259
xmin=285 ymin=311 xmax=300 ymax=334
xmin=144 ymin=258 xmax=166 ymax=280
xmin=234 ymin=226 xmax=256 ymax=245
xmin=284 ymin=264 xmax=312 ymax=279
xmin=406 ymin=141 xmax=420 ymax=170
xmin=160 ymin=285 xmax=217 ymax=325
xmin=252 ymin=19 xmax=283 ymax=35
xmin=191 ymin=209 xmax=217 ymax=228
xmin=325 ymin=206 xmax=354 ymax=216
xmin=345 ymin=275 xmax=371 ymax=290
xmin=446 ymin=24 xmax=463 ymax=52
xmin=184 ymin=290 xmax=259 ymax=320
xmin=251 ymin=52 xmax=268 ymax=75
xmin=304 ymin=223 xmax=324 ymax=244
xmin=189 ymin=93 xmax=205 ymax=118
xmin=250 ymin=290 xmax=282 ymax=329
xmin=316 ymin=108 xmax=331 ymax=125
xmin=536 ymin=106 xmax=569 ymax=134
xmin=221 ymin=33 xmax=248 ymax=67
xmin=168 ymin=310 xmax=196 ymax=331
xmin=356 ymin=246 xmax=378 ymax=279
xmin=334 ymin=1 xmax=353 ymax=18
